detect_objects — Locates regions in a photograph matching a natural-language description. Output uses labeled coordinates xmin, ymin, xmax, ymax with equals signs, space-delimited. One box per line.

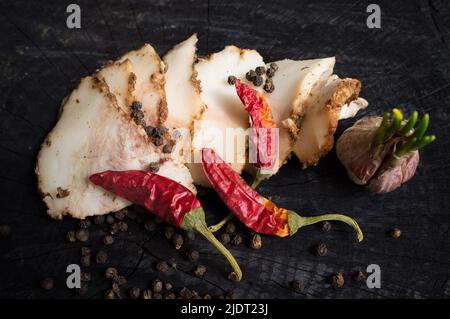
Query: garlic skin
xmin=336 ymin=116 xmax=419 ymax=193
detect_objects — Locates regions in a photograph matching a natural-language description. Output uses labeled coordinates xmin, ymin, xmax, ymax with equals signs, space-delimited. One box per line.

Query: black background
xmin=0 ymin=0 xmax=449 ymax=299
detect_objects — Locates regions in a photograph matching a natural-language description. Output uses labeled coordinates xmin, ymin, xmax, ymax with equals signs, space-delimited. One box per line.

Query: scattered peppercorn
xmin=322 ymin=221 xmax=332 ymax=232
xmin=81 ymin=272 xmax=91 ymax=282
xmin=112 ymin=282 xmax=121 ymax=296
xmin=105 ymin=267 xmax=118 ymax=279
xmin=291 ymin=279 xmax=305 ymax=293
xmin=245 ymin=70 xmax=256 ymax=82
xmin=252 ymin=75 xmax=264 ymax=87
xmin=126 ymin=210 xmax=137 ymax=220
xmin=114 ymin=210 xmax=125 ymax=220
xmin=131 ymin=101 xmax=142 ymax=110
xmin=389 ymin=228 xmax=401 ymax=238
xmin=81 ymin=247 xmax=91 ymax=256
xmin=180 ymin=287 xmax=194 ymax=299
xmin=116 ymin=275 xmax=127 ymax=286
xmin=152 ymin=279 xmax=163 ymax=293
xmin=164 ymin=292 xmax=176 ymax=299
xmin=224 ymin=222 xmax=236 ymax=234
xmin=66 ymin=231 xmax=77 ymax=242
xmin=118 ymin=221 xmax=128 ymax=232
xmin=0 ymin=225 xmax=11 ymax=239
xmin=144 ymin=219 xmax=157 ymax=232
xmin=186 ymin=249 xmax=199 ymax=262
xmin=266 ymin=67 xmax=275 ymax=78
xmin=250 ymin=233 xmax=262 ymax=249
xmin=106 ymin=215 xmax=115 ymax=225
xmin=219 ymin=232 xmax=231 ymax=245
xmin=194 ymin=264 xmax=207 ymax=278
xmin=40 ymin=278 xmax=54 ymax=290
xmin=255 ymin=66 xmax=266 ymax=75
xmin=269 ymin=62 xmax=279 ymax=71
xmin=144 ymin=125 xmax=155 ymax=136
xmin=225 ymin=291 xmax=237 ymax=299
xmin=156 ymin=260 xmax=169 ymax=273
xmin=141 ymin=289 xmax=152 ymax=299
xmin=231 ymin=234 xmax=243 ymax=246
xmin=314 ymin=243 xmax=328 ymax=257
xmin=165 ymin=226 xmax=175 ymax=239
xmin=96 ymin=251 xmax=108 ymax=264
xmin=263 ymin=80 xmax=275 ymax=93
xmin=153 ymin=293 xmax=162 ymax=299
xmin=76 ymin=282 xmax=89 ymax=296
xmin=203 ymin=294 xmax=212 ymax=299
xmin=330 ymin=272 xmax=345 ymax=289
xmin=104 ymin=289 xmax=116 ymax=299
xmin=162 ymin=144 xmax=173 ymax=154
xmin=56 ymin=187 xmax=70 ymax=198
xmin=101 ymin=235 xmax=113 ymax=246
xmin=353 ymin=270 xmax=366 ymax=282
xmin=78 ymin=219 xmax=91 ymax=229
xmin=152 ymin=135 xmax=163 ymax=147
xmin=165 ymin=282 xmax=173 ymax=291
xmin=80 ymin=254 xmax=91 ymax=267
xmin=172 ymin=233 xmax=184 ymax=250
xmin=109 ymin=223 xmax=120 ymax=234
xmin=75 ymin=229 xmax=89 ymax=242
xmin=185 ymin=229 xmax=196 ymax=241
xmin=129 ymin=287 xmax=141 ymax=299
xmin=93 ymin=215 xmax=105 ymax=225
xmin=227 ymin=75 xmax=236 ymax=85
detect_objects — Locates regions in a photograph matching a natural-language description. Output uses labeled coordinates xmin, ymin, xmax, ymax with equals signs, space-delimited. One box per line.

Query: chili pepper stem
xmin=182 ymin=209 xmax=242 ymax=282
xmin=287 ymin=211 xmax=364 ymax=242
xmin=208 ymin=213 xmax=233 ymax=233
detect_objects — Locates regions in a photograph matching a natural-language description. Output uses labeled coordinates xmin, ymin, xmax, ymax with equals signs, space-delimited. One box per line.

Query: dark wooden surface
xmin=1 ymin=0 xmax=449 ymax=299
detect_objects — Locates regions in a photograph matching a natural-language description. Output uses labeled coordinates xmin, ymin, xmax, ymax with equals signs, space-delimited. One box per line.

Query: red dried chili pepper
xmin=89 ymin=170 xmax=242 ymax=281
xmin=235 ymin=79 xmax=278 ymax=185
xmin=202 ymin=148 xmax=363 ymax=241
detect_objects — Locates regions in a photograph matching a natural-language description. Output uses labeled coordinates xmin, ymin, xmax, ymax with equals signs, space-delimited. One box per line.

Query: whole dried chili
xmin=202 ymin=148 xmax=363 ymax=241
xmin=89 ymin=170 xmax=242 ymax=281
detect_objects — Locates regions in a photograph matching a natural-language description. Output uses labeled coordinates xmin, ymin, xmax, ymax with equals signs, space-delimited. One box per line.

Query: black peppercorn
xmin=269 ymin=62 xmax=279 ymax=71
xmin=165 ymin=226 xmax=175 ymax=239
xmin=186 ymin=249 xmax=199 ymax=262
xmin=66 ymin=231 xmax=77 ymax=242
xmin=172 ymin=233 xmax=184 ymax=250
xmin=263 ymin=80 xmax=275 ymax=93
xmin=118 ymin=221 xmax=128 ymax=232
xmin=144 ymin=219 xmax=157 ymax=232
xmin=156 ymin=260 xmax=169 ymax=273
xmin=109 ymin=222 xmax=120 ymax=234
xmin=93 ymin=215 xmax=105 ymax=225
xmin=227 ymin=75 xmax=237 ymax=85
xmin=194 ymin=264 xmax=207 ymax=278
xmin=104 ymin=289 xmax=116 ymax=299
xmin=106 ymin=215 xmax=115 ymax=225
xmin=164 ymin=292 xmax=176 ymax=299
xmin=245 ymin=70 xmax=256 ymax=82
xmin=78 ymin=219 xmax=91 ymax=229
xmin=252 ymin=75 xmax=263 ymax=87
xmin=389 ymin=228 xmax=401 ymax=238
xmin=131 ymin=101 xmax=142 ymax=110
xmin=314 ymin=243 xmax=328 ymax=257
xmin=219 ymin=232 xmax=231 ymax=245
xmin=152 ymin=279 xmax=163 ymax=293
xmin=255 ymin=66 xmax=266 ymax=75
xmin=330 ymin=272 xmax=345 ymax=289
xmin=154 ymin=126 xmax=166 ymax=137
xmin=129 ymin=287 xmax=141 ymax=299
xmin=162 ymin=144 xmax=173 ymax=154
xmin=116 ymin=275 xmax=127 ymax=285
xmin=141 ymin=289 xmax=152 ymax=299
xmin=152 ymin=135 xmax=163 ymax=147
xmin=105 ymin=267 xmax=118 ymax=279
xmin=80 ymin=254 xmax=91 ymax=267
xmin=96 ymin=251 xmax=108 ymax=264
xmin=102 ymin=235 xmax=114 ymax=246
xmin=322 ymin=221 xmax=331 ymax=232
xmin=144 ymin=125 xmax=155 ymax=136
xmin=75 ymin=229 xmax=89 ymax=242
xmin=180 ymin=287 xmax=194 ymax=299
xmin=40 ymin=278 xmax=54 ymax=290
xmin=76 ymin=282 xmax=89 ymax=296
xmin=231 ymin=234 xmax=242 ymax=246
xmin=250 ymin=233 xmax=262 ymax=249
xmin=266 ymin=67 xmax=275 ymax=78
xmin=225 ymin=291 xmax=237 ymax=299
xmin=225 ymin=222 xmax=236 ymax=234
xmin=81 ymin=272 xmax=91 ymax=282
xmin=126 ymin=210 xmax=137 ymax=220
xmin=81 ymin=247 xmax=91 ymax=256
xmin=153 ymin=293 xmax=162 ymax=299
xmin=165 ymin=282 xmax=173 ymax=291
xmin=0 ymin=224 xmax=10 ymax=239
xmin=114 ymin=210 xmax=125 ymax=220
xmin=291 ymin=279 xmax=305 ymax=293
xmin=353 ymin=270 xmax=366 ymax=282
xmin=203 ymin=294 xmax=212 ymax=299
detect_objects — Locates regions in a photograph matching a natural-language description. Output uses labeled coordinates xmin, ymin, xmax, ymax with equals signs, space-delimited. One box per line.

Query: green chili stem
xmin=288 ymin=211 xmax=363 ymax=242
xmin=208 ymin=213 xmax=233 ymax=233
xmin=375 ymin=112 xmax=391 ymax=144
xmin=399 ymin=111 xmax=418 ymax=136
xmin=195 ymin=222 xmax=242 ymax=282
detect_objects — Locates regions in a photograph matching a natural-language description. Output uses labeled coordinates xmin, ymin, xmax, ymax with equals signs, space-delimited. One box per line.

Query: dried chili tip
xmin=329 ymin=272 xmax=345 ymax=289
